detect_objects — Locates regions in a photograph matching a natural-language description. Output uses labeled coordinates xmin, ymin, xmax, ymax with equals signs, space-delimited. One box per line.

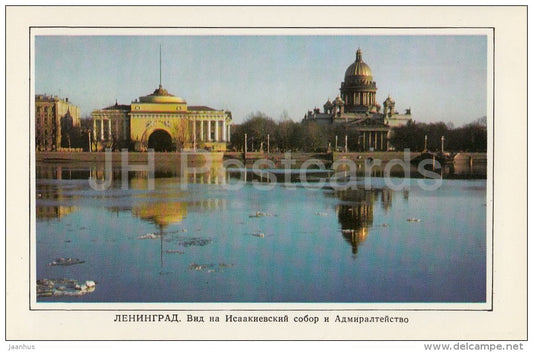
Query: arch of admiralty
xmin=147 ymin=129 xmax=174 ymax=152
xmin=133 ymin=121 xmax=179 ymax=152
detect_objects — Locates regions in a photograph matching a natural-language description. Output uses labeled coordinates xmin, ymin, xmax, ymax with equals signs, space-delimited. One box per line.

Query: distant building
xmin=303 ymin=48 xmax=412 ymax=151
xmin=35 ymin=95 xmax=81 ymax=151
xmin=92 ymin=84 xmax=232 ymax=152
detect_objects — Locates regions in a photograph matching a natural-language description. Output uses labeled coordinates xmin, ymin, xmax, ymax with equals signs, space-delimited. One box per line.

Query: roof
xmin=188 ymin=106 xmax=217 ymax=111
xmin=138 ymin=85 xmax=186 ymax=104
xmin=103 ymin=103 xmax=131 ymax=111
xmin=344 ymin=48 xmax=373 ymax=79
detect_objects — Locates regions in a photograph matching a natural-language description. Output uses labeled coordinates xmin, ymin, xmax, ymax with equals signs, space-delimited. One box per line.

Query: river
xmin=35 ymin=158 xmax=487 ymax=303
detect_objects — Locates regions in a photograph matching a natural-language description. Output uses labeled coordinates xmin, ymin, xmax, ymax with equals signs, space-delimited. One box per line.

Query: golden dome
xmin=139 ymin=85 xmax=186 ymax=104
xmin=344 ymin=48 xmax=373 ymax=80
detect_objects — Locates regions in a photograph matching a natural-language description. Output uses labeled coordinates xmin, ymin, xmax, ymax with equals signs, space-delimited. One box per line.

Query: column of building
xmin=188 ymin=118 xmax=230 ymax=144
xmin=222 ymin=119 xmax=226 ymax=142
xmin=192 ymin=118 xmax=196 ymax=148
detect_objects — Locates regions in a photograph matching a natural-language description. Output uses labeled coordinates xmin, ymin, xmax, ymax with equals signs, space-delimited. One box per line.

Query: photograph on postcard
xmin=5 ymin=5 xmax=527 ymax=343
xmin=31 ymin=31 xmax=491 ymax=307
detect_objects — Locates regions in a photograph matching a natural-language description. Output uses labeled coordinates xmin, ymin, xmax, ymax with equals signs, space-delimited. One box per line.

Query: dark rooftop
xmin=188 ymin=106 xmax=217 ymax=111
xmin=103 ymin=102 xmax=131 ymax=111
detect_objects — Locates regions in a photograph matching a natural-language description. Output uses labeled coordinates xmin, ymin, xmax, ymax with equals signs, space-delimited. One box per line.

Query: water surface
xmin=35 ymin=163 xmax=487 ymax=303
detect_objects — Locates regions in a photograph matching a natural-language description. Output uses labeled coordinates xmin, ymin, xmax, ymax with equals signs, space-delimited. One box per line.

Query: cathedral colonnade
xmin=358 ymin=130 xmax=389 ymax=151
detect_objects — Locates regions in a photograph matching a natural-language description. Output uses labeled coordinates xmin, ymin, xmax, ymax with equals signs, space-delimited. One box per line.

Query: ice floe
xmin=47 ymin=258 xmax=85 ymax=266
xmin=37 ymin=278 xmax=96 ymax=297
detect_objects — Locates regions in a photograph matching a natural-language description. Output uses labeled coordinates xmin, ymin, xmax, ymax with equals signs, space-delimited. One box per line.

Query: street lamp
xmin=344 ymin=135 xmax=348 ymax=153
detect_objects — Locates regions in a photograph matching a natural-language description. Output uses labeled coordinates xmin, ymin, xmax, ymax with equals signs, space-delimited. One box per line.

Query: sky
xmin=35 ymin=35 xmax=488 ymax=126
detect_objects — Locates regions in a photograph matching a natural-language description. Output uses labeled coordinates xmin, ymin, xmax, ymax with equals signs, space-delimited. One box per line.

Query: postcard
xmin=5 ymin=5 xmax=527 ymax=345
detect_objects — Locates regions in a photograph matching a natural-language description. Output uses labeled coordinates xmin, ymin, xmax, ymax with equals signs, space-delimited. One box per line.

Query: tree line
xmin=389 ymin=117 xmax=487 ymax=152
xmin=229 ymin=113 xmax=487 ymax=153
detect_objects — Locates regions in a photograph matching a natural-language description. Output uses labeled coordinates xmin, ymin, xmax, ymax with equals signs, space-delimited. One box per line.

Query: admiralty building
xmin=91 ymin=83 xmax=232 ymax=152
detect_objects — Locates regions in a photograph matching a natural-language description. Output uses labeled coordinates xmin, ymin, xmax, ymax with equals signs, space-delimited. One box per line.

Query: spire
xmin=159 ymin=44 xmax=162 ymax=88
xmin=356 ymin=47 xmax=362 ymax=62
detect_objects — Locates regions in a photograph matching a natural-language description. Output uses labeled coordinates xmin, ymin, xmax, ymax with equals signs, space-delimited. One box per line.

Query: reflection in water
xmin=36 ymin=205 xmax=78 ymax=220
xmin=334 ymin=188 xmax=396 ymax=255
xmin=380 ymin=189 xmax=392 ymax=212
xmin=452 ymin=162 xmax=487 ymax=178
xmin=108 ymin=202 xmax=189 ymax=269
xmin=36 ymin=163 xmax=228 ymax=186
xmin=107 ymin=198 xmax=225 ymax=269
xmin=36 ymin=180 xmax=80 ymax=220
xmin=338 ymin=204 xmax=370 ymax=256
xmin=35 ymin=158 xmax=486 ymax=302
xmin=132 ymin=202 xmax=187 ymax=228
xmin=36 ymin=161 xmax=399 ymax=261
xmin=36 ymin=165 xmax=89 ymax=180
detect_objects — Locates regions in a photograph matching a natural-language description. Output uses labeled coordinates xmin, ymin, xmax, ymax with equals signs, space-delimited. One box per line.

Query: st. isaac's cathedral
xmin=303 ymin=48 xmax=412 ymax=151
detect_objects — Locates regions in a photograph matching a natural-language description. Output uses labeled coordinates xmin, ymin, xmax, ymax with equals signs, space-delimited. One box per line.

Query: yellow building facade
xmin=91 ymin=102 xmax=131 ymax=151
xmin=92 ymin=84 xmax=232 ymax=152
